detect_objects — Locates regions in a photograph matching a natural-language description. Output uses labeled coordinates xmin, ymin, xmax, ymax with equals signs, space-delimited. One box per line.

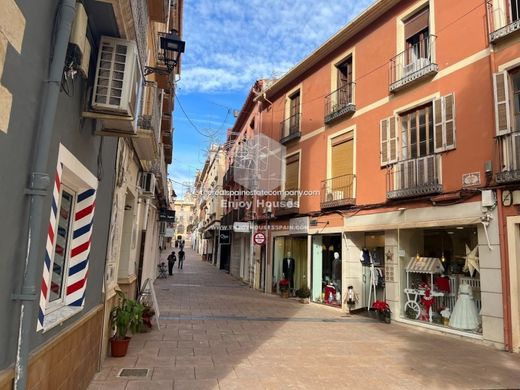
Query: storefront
xmin=273 ymin=236 xmax=308 ymax=295
xmin=311 ymin=234 xmax=342 ymax=306
xmin=399 ymin=225 xmax=482 ymax=334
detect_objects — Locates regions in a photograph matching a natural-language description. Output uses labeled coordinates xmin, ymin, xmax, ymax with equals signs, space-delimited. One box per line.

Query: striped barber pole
xmin=37 ymin=161 xmax=97 ymax=331
xmin=38 ymin=162 xmax=63 ymax=331
xmin=65 ymin=188 xmax=96 ymax=306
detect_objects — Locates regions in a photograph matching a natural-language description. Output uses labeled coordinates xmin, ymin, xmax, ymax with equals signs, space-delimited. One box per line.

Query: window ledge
xmin=42 ymin=306 xmax=83 ymax=333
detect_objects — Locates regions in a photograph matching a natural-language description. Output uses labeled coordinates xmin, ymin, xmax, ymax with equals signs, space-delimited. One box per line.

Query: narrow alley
xmin=89 ymin=249 xmax=520 ymax=390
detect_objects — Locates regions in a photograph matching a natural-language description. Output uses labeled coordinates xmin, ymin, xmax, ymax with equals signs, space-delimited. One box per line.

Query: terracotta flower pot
xmin=280 ymin=290 xmax=289 ymax=299
xmin=110 ymin=336 xmax=131 ymax=357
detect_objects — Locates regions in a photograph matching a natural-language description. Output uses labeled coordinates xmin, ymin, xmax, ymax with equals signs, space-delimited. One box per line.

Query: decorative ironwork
xmin=487 ymin=0 xmax=520 ymax=42
xmin=496 ymin=130 xmax=520 ymax=183
xmin=389 ymin=35 xmax=438 ymax=92
xmin=280 ymin=113 xmax=301 ymax=144
xmin=320 ymin=174 xmax=356 ymax=209
xmin=130 ymin=0 xmax=149 ymax=70
xmin=387 ymin=155 xmax=443 ymax=199
xmin=324 ymin=83 xmax=356 ymax=124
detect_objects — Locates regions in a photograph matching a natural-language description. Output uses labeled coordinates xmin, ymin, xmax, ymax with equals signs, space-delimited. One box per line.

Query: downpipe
xmin=14 ymin=1 xmax=76 ymax=389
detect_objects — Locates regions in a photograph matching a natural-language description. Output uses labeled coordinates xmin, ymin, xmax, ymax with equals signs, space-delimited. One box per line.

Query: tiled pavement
xmin=89 ymin=248 xmax=520 ymax=390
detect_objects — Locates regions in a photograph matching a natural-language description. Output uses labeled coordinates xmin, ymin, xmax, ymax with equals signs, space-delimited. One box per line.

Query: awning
xmin=406 ymin=257 xmax=444 ymax=274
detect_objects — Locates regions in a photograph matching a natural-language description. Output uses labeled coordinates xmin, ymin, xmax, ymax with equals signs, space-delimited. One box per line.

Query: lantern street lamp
xmin=144 ymin=29 xmax=185 ymax=76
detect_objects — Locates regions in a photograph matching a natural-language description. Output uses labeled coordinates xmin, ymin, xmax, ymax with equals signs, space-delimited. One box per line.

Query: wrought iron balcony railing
xmin=387 ymin=154 xmax=442 ymax=199
xmin=280 ymin=113 xmax=301 ymax=144
xmin=389 ymin=35 xmax=438 ymax=92
xmin=487 ymin=0 xmax=520 ymax=42
xmin=320 ymin=174 xmax=356 ymax=209
xmin=496 ymin=129 xmax=520 ymax=183
xmin=138 ymin=81 xmax=162 ymax=144
xmin=324 ymin=83 xmax=356 ymax=124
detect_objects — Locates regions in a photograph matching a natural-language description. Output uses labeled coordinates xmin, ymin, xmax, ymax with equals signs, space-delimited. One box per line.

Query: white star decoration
xmin=462 ymin=245 xmax=479 ymax=277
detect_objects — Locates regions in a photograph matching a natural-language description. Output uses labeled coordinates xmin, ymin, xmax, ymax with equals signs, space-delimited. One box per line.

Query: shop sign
xmin=233 ymin=222 xmax=251 ymax=232
xmin=253 ymin=232 xmax=266 ymax=245
xmin=159 ymin=209 xmax=176 ymax=222
xmin=289 ymin=216 xmax=309 ymax=233
xmin=462 ymin=172 xmax=481 ymax=187
xmin=219 ymin=230 xmax=231 ymax=245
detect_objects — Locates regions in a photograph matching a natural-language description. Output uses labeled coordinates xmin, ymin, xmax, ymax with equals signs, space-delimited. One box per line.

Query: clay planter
xmin=280 ymin=290 xmax=289 ymax=299
xmin=299 ymin=298 xmax=310 ymax=304
xmin=110 ymin=336 xmax=131 ymax=357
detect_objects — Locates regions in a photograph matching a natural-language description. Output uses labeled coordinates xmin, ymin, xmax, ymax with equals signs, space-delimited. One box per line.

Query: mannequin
xmin=282 ymin=251 xmax=296 ymax=292
xmin=332 ymin=252 xmax=341 ymax=292
xmin=360 ymin=247 xmax=371 ymax=266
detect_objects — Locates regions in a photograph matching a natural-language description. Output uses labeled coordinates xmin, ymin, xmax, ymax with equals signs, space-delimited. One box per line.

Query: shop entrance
xmin=311 ymin=235 xmax=342 ymax=306
xmin=273 ymin=236 xmax=307 ymax=295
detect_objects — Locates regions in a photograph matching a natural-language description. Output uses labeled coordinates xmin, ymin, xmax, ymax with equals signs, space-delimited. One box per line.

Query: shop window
xmin=38 ymin=144 xmax=98 ymax=332
xmin=311 ymin=235 xmax=342 ymax=306
xmin=401 ymin=226 xmax=481 ymax=334
xmin=273 ymin=236 xmax=308 ymax=295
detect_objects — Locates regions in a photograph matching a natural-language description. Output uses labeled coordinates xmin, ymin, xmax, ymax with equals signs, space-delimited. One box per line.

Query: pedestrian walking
xmin=179 ymin=240 xmax=184 ymax=251
xmin=178 ymin=248 xmax=185 ymax=269
xmin=167 ymin=251 xmax=176 ymax=275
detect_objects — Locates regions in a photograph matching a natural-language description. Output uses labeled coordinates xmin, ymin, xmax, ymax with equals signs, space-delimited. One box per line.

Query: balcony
xmin=134 ymin=82 xmax=162 ymax=162
xmin=320 ymin=174 xmax=356 ymax=209
xmin=324 ymin=83 xmax=356 ymax=124
xmin=280 ymin=113 xmax=301 ymax=144
xmin=496 ymin=130 xmax=520 ymax=183
xmin=487 ymin=0 xmax=520 ymax=42
xmin=275 ymin=195 xmax=299 ymax=216
xmin=389 ymin=35 xmax=438 ymax=92
xmin=387 ymin=154 xmax=442 ymax=199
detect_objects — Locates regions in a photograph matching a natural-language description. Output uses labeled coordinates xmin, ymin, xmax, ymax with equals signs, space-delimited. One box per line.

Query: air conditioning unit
xmin=67 ymin=3 xmax=90 ymax=78
xmin=140 ymin=172 xmax=156 ymax=195
xmin=403 ymin=57 xmax=431 ymax=77
xmin=92 ymin=36 xmax=139 ymax=115
xmin=84 ymin=36 xmax=142 ymax=136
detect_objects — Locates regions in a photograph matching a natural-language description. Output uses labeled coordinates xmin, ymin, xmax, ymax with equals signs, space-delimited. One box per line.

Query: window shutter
xmin=388 ymin=117 xmax=397 ymax=164
xmin=493 ymin=72 xmax=512 ymax=136
xmin=404 ymin=7 xmax=429 ymax=39
xmin=514 ymin=133 xmax=520 ymax=170
xmin=444 ymin=93 xmax=456 ymax=150
xmin=331 ymin=137 xmax=353 ymax=178
xmin=285 ymin=154 xmax=299 ymax=201
xmin=433 ymin=94 xmax=456 ymax=152
xmin=380 ymin=118 xmax=389 ymax=166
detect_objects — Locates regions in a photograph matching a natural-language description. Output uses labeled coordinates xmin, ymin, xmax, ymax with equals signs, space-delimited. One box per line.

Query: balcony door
xmin=336 ymin=58 xmax=353 ymax=106
xmin=288 ymin=91 xmax=300 ymax=135
xmin=330 ymin=134 xmax=353 ymax=198
xmin=404 ymin=7 xmax=429 ymax=65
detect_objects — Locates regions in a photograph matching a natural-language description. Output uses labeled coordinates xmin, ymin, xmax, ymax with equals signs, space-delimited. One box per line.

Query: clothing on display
xmin=283 ymin=256 xmax=295 ymax=289
xmin=360 ymin=248 xmax=371 ymax=266
xmin=449 ymin=284 xmax=480 ymax=331
xmin=435 ymin=275 xmax=450 ymax=293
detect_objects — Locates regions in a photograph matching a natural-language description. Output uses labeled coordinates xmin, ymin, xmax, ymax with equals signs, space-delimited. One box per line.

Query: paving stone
xmin=88 ymin=248 xmax=520 ymax=390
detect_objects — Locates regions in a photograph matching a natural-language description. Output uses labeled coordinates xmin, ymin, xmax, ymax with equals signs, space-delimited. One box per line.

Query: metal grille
xmin=118 ymin=368 xmax=149 ymax=377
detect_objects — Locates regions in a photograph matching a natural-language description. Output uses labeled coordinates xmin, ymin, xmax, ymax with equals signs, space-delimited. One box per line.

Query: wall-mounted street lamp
xmin=144 ymin=29 xmax=186 ymax=76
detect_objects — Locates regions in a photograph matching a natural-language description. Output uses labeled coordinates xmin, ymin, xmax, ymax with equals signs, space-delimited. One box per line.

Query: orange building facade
xmin=232 ymin=0 xmax=520 ymax=351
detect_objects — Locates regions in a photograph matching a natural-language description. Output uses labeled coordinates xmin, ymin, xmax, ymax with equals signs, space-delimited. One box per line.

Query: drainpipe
xmin=13 ymin=1 xmax=76 ymax=389
xmin=497 ymin=188 xmax=513 ymax=351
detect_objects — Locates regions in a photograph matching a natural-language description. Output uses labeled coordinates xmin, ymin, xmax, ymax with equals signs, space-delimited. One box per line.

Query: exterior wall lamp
xmin=144 ymin=29 xmax=186 ymax=76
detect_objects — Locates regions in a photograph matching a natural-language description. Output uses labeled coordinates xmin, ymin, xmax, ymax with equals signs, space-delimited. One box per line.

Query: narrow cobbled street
xmin=89 ymin=249 xmax=520 ymax=390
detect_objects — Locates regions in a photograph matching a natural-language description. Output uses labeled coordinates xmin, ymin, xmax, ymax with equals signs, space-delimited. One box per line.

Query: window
xmin=49 ymin=186 xmax=75 ymax=305
xmin=400 ymin=104 xmax=434 ymax=160
xmin=336 ymin=57 xmax=353 ymax=105
xmin=331 ymin=133 xmax=354 ymax=179
xmin=284 ymin=153 xmax=300 ymax=203
xmin=493 ymin=68 xmax=520 ymax=134
xmin=288 ymin=91 xmax=300 ymax=134
xmin=38 ymin=144 xmax=97 ymax=332
xmin=512 ymin=69 xmax=520 ymax=130
xmin=404 ymin=7 xmax=430 ymax=66
xmin=380 ymin=94 xmax=455 ymax=167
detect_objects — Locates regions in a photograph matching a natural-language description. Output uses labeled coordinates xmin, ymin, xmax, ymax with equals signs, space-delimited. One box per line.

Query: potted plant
xmin=295 ymin=286 xmax=311 ymax=303
xmin=110 ymin=290 xmax=144 ymax=357
xmin=278 ymin=279 xmax=289 ymax=298
xmin=371 ymin=300 xmax=391 ymax=324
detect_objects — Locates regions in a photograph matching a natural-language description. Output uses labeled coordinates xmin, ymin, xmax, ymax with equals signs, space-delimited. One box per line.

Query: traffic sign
xmin=253 ymin=232 xmax=266 ymax=245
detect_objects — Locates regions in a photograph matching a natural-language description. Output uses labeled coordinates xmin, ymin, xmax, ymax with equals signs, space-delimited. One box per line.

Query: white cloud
xmin=179 ymin=0 xmax=375 ymax=93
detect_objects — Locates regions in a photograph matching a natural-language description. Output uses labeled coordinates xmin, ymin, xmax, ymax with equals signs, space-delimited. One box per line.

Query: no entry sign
xmin=253 ymin=232 xmax=266 ymax=245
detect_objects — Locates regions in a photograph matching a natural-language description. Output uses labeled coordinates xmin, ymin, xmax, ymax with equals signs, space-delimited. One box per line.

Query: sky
xmin=170 ymin=0 xmax=375 ymax=198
